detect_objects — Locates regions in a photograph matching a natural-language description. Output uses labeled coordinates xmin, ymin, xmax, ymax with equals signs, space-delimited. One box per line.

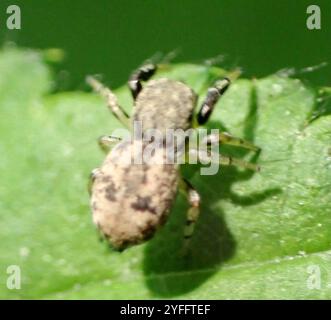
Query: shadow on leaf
xmin=143 ymin=190 xmax=236 ymax=297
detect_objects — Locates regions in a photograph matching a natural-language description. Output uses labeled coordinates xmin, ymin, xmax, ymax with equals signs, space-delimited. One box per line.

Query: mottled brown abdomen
xmin=91 ymin=140 xmax=179 ymax=250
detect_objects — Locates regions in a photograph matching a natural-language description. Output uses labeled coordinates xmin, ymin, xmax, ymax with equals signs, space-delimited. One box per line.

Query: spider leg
xmin=128 ymin=63 xmax=157 ymax=99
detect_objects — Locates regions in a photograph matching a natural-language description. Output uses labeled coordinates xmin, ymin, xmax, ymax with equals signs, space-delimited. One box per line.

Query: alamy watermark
xmin=6 ymin=265 xmax=21 ymax=290
xmin=306 ymin=5 xmax=321 ymax=30
xmin=107 ymin=121 xmax=231 ymax=176
xmin=2 ymin=5 xmax=21 ymax=30
xmin=306 ymin=264 xmax=331 ymax=290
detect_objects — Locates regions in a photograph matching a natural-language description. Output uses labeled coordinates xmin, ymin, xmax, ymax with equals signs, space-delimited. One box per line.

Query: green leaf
xmin=0 ymin=47 xmax=330 ymax=299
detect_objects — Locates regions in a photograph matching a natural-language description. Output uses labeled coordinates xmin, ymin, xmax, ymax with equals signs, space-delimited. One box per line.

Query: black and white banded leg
xmin=128 ymin=63 xmax=157 ymax=99
xmin=197 ymin=77 xmax=231 ymax=125
xmin=86 ymin=76 xmax=130 ymax=127
xmin=179 ymin=178 xmax=201 ymax=250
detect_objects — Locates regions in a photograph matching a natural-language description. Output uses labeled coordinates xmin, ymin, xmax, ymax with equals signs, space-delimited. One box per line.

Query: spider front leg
xmin=204 ymin=132 xmax=260 ymax=152
xmin=128 ymin=63 xmax=157 ymax=99
xmin=86 ymin=76 xmax=130 ymax=128
xmin=98 ymin=135 xmax=122 ymax=153
xmin=189 ymin=149 xmax=260 ymax=172
xmin=179 ymin=177 xmax=201 ymax=251
xmin=197 ymin=77 xmax=231 ymax=125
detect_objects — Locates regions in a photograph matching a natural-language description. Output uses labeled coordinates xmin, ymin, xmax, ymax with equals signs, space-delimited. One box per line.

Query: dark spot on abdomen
xmin=104 ymin=181 xmax=118 ymax=202
xmin=131 ymin=196 xmax=157 ymax=214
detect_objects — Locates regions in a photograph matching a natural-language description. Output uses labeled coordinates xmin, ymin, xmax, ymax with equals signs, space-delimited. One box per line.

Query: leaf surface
xmin=0 ymin=48 xmax=330 ymax=299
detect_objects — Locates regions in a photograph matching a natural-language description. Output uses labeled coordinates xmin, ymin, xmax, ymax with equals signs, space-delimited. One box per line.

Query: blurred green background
xmin=0 ymin=0 xmax=330 ymax=89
